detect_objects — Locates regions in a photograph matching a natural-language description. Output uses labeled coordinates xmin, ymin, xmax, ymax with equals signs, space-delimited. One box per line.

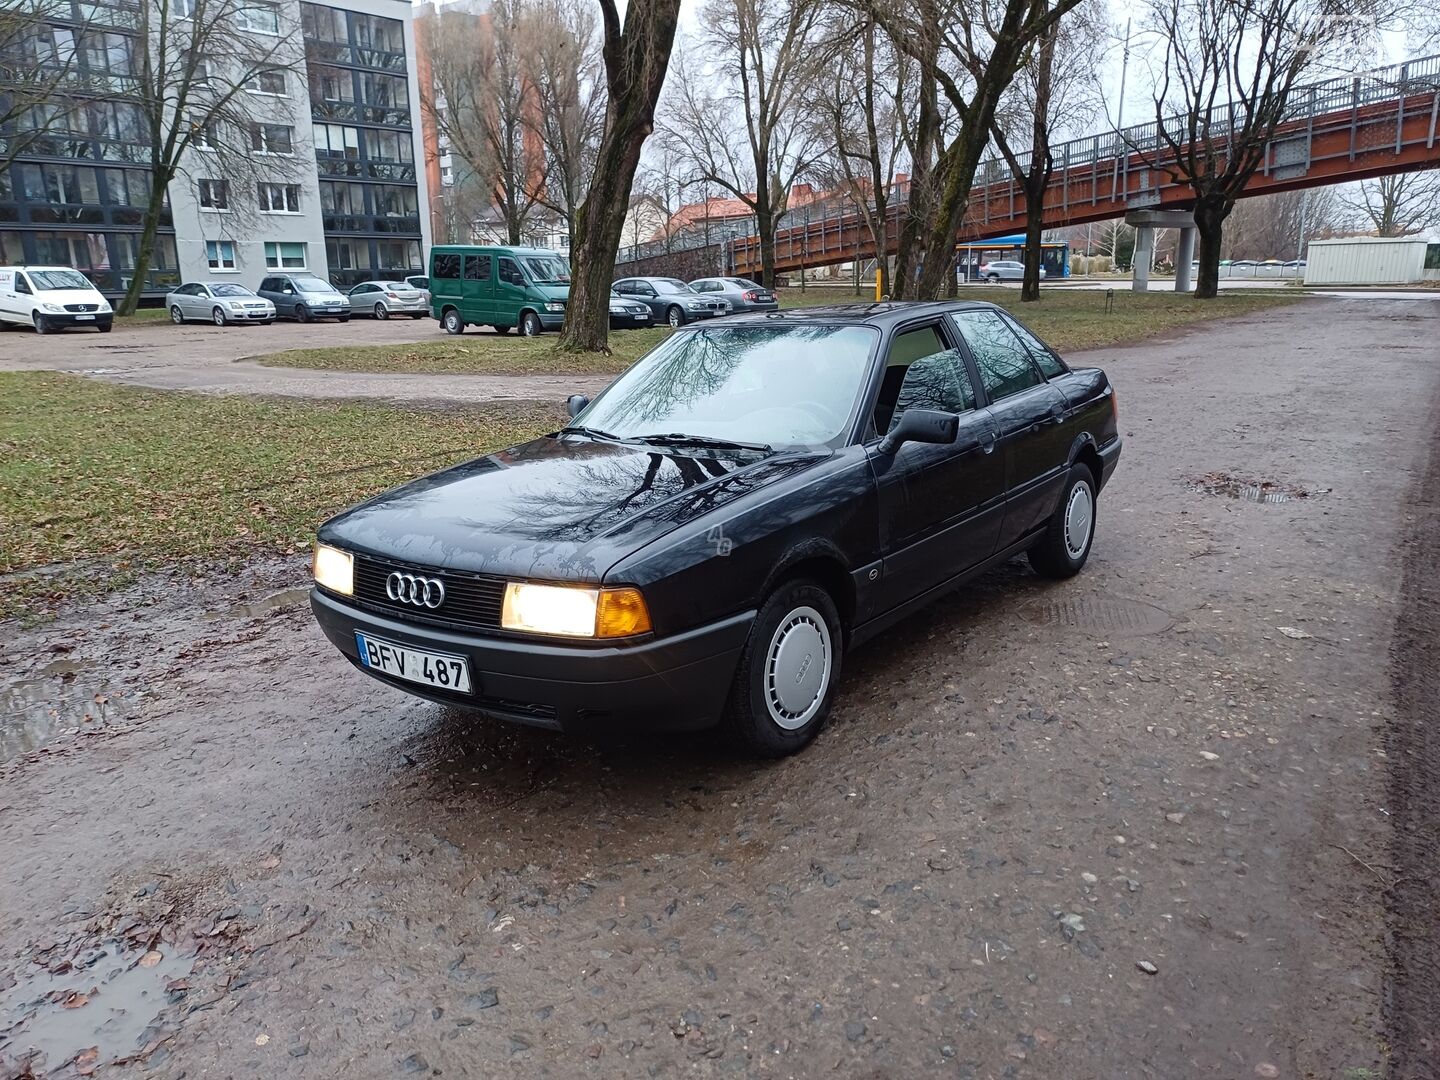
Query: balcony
xmin=322 ymin=213 xmax=421 ymax=235
xmin=308 ymin=101 xmax=411 ymax=128
xmin=303 ymin=40 xmax=407 ymax=73
xmin=315 ymin=158 xmax=417 ymax=182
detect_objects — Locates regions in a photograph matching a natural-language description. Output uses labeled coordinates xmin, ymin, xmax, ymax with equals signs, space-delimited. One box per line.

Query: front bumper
xmin=311 ymin=589 xmax=754 ymax=733
xmin=40 ymin=312 xmax=113 ymax=329
xmin=609 ymin=312 xmax=653 ymax=328
xmin=228 ymin=309 xmax=273 ymax=321
xmin=537 ymin=310 xmax=566 ymax=330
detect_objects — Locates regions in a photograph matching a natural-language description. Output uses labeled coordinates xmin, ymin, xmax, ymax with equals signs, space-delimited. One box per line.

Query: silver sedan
xmin=978 ymin=259 xmax=1047 ymax=284
xmin=348 ymin=280 xmax=429 ymax=320
xmin=166 ymin=282 xmax=275 ymax=325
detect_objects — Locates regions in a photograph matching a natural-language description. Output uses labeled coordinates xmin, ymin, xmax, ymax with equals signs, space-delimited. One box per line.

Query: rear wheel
xmin=667 ymin=305 xmax=685 ymax=327
xmin=373 ymin=302 xmax=389 ymax=320
xmin=986 ymin=273 xmax=1001 ymax=284
xmin=519 ymin=311 xmax=542 ymax=336
xmin=169 ymin=305 xmax=184 ymax=325
xmin=441 ymin=308 xmax=464 ymax=335
xmin=32 ymin=313 xmax=50 ymax=335
xmin=211 ymin=306 xmax=227 ymax=326
xmin=722 ymin=580 xmax=842 ymax=757
xmin=1028 ymin=464 xmax=1097 ymax=579
xmin=493 ymin=324 xmax=511 ymax=334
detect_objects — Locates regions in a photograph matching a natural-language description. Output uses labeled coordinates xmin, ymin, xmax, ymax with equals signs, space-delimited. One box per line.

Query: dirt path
xmin=1 ymin=300 xmax=1436 ymax=1078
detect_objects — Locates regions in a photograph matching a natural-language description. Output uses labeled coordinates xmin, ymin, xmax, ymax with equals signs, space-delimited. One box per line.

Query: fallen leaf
xmin=60 ymin=990 xmax=91 ymax=1009
xmin=256 ymin=1033 xmax=271 ymax=1046
xmin=259 ymin=855 xmax=281 ymax=869
xmin=139 ymin=950 xmax=163 ymax=968
xmin=75 ymin=1047 xmax=100 ymax=1075
xmin=1277 ymin=626 xmax=1312 ymax=639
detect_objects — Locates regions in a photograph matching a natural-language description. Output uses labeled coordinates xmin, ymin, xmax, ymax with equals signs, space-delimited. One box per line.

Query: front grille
xmin=354 ymin=554 xmax=506 ymax=632
xmin=64 ymin=303 xmax=98 ymax=312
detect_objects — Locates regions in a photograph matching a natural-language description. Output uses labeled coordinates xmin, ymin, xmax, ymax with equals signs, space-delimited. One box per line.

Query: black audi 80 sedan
xmin=310 ymin=301 xmax=1121 ymax=756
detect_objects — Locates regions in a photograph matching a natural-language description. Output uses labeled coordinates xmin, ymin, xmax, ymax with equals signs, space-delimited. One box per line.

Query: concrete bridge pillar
xmin=1125 ymin=209 xmax=1198 ymax=293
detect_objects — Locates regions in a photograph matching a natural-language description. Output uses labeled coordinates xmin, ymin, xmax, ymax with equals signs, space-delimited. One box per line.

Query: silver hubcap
xmin=764 ymin=605 xmax=831 ymax=730
xmin=1063 ymin=481 xmax=1094 ymax=559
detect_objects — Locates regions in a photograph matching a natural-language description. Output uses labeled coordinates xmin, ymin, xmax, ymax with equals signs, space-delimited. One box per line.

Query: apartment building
xmin=0 ymin=0 xmax=430 ymax=296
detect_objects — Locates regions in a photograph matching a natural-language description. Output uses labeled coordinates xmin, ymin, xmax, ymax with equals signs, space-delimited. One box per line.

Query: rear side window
xmin=432 ymin=253 xmax=460 ymax=279
xmin=873 ymin=324 xmax=976 ymax=435
xmin=464 ymin=254 xmax=490 ymax=281
xmin=1003 ymin=314 xmax=1066 ymax=378
xmin=952 ymin=310 xmax=1043 ymax=401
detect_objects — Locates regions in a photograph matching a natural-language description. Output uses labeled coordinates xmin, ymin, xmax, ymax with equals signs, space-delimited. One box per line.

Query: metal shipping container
xmin=1303 ymin=237 xmax=1429 ymax=286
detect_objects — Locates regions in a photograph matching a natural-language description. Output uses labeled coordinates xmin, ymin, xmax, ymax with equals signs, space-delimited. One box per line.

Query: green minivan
xmin=429 ymin=245 xmax=571 ymax=336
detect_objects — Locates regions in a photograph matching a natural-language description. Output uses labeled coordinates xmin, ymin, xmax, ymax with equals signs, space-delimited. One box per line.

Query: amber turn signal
xmin=596 ymin=587 xmax=652 ymax=638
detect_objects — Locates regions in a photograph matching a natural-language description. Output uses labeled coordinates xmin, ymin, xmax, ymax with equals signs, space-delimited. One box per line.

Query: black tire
xmin=261 ymin=319 xmax=274 ymax=325
xmin=493 ymin=324 xmax=511 ymax=334
xmin=441 ymin=308 xmax=465 ymax=335
xmin=169 ymin=305 xmax=185 ymax=325
xmin=519 ymin=311 xmax=543 ymax=336
xmin=410 ymin=313 xmax=424 ymax=320
xmin=97 ymin=322 xmax=112 ymax=333
xmin=212 ymin=306 xmax=227 ymax=327
xmin=721 ymin=580 xmax=843 ymax=757
xmin=666 ymin=305 xmax=685 ymax=327
xmin=373 ymin=302 xmax=389 ymax=320
xmin=295 ymin=304 xmax=312 ymax=323
xmin=986 ymin=274 xmax=1001 ymax=284
xmin=1028 ymin=464 xmax=1098 ymax=579
xmin=338 ymin=315 xmax=350 ymax=323
xmin=33 ymin=313 xmax=50 ymax=335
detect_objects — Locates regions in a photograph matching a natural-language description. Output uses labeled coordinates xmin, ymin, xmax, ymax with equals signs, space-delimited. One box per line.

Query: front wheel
xmin=373 ymin=302 xmax=389 ymax=320
xmin=295 ymin=304 xmax=312 ymax=323
xmin=410 ymin=313 xmax=424 ymax=320
xmin=722 ymin=580 xmax=843 ymax=757
xmin=169 ymin=305 xmax=185 ymax=325
xmin=441 ymin=308 xmax=465 ymax=335
xmin=338 ymin=315 xmax=350 ymax=323
xmin=211 ymin=306 xmax=227 ymax=327
xmin=519 ymin=311 xmax=542 ymax=336
xmin=667 ymin=305 xmax=685 ymax=327
xmin=1028 ymin=464 xmax=1097 ymax=579
xmin=33 ymin=313 xmax=51 ymax=335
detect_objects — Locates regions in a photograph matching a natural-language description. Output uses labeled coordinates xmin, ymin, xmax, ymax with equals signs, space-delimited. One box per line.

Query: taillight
xmin=386 ymin=291 xmax=399 ymax=299
xmin=1110 ymin=388 xmax=1119 ymax=425
xmin=743 ymin=290 xmax=758 ymax=301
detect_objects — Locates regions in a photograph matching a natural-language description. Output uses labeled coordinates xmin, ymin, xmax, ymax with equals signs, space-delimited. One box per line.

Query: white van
xmin=0 ymin=266 xmax=113 ymax=334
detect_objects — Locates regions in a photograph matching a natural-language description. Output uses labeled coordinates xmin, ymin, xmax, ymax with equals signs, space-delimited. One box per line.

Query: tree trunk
xmin=871 ymin=195 xmax=889 ymax=297
xmin=1193 ymin=195 xmax=1230 ymax=300
xmin=117 ymin=170 xmax=172 ymax=316
xmin=755 ymin=199 xmax=776 ymax=290
xmin=1019 ymin=172 xmax=1049 ymax=302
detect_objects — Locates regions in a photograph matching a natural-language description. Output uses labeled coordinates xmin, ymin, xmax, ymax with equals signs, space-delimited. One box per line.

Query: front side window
xmin=1001 ymin=313 xmax=1066 ymax=378
xmin=258 ymin=182 xmax=300 ymax=212
xmin=206 ymin=239 xmax=236 ymax=269
xmin=952 ymin=310 xmax=1043 ymax=401
xmin=264 ymin=241 xmax=306 ymax=269
xmin=197 ymin=178 xmax=228 ymax=209
xmin=498 ymin=257 xmax=524 ymax=285
xmin=873 ymin=325 xmax=976 ymax=435
xmin=576 ymin=325 xmax=879 ymax=448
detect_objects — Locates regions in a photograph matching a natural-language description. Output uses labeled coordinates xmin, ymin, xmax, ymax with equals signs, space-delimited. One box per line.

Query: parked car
xmin=689 ymin=276 xmax=779 ymax=313
xmin=309 ymin=300 xmax=1121 ymax=756
xmin=349 ymin=280 xmax=428 ymax=320
xmin=429 ymin=245 xmax=571 ymax=336
xmin=613 ymin=277 xmax=729 ymax=326
xmin=404 ymin=274 xmax=430 ymax=304
xmin=609 ymin=290 xmax=654 ymax=328
xmin=166 ymin=282 xmax=274 ymax=326
xmin=256 ymin=273 xmax=351 ymax=322
xmin=0 ymin=265 xmax=112 ymax=333
xmin=979 ymin=260 xmax=1046 ymax=284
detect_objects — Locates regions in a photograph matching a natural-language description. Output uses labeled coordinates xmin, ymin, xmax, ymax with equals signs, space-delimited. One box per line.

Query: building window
xmin=191 ymin=118 xmax=220 ymax=150
xmin=301 ymin=2 xmax=346 ymax=42
xmin=198 ymin=178 xmax=229 ymax=210
xmin=360 ymin=72 xmax=406 ymax=109
xmin=319 ymin=180 xmax=363 ymax=215
xmin=264 ymin=241 xmax=306 ymax=269
xmin=313 ymin=123 xmax=359 ymax=159
xmin=364 ymin=129 xmax=413 ymax=164
xmin=372 ymin=185 xmax=417 ymax=217
xmin=206 ymin=239 xmax=237 ymax=270
xmin=250 ymin=124 xmax=293 ymax=155
xmin=174 ymin=0 xmax=196 ymax=18
xmin=314 ymin=66 xmax=354 ymax=103
xmin=351 ymin=12 xmax=403 ymax=53
xmin=246 ymin=67 xmax=286 ymax=95
xmin=258 ymin=182 xmax=300 ymax=213
xmin=376 ymin=239 xmax=420 ymax=269
xmin=235 ymin=2 xmax=279 ymax=35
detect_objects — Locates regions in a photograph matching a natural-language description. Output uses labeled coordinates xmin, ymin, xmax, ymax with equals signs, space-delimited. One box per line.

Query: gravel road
xmin=1 ymin=299 xmax=1436 ymax=1078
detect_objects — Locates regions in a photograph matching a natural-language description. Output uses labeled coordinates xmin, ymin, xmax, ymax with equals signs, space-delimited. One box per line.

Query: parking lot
xmin=3 ymin=298 xmax=1436 ymax=1077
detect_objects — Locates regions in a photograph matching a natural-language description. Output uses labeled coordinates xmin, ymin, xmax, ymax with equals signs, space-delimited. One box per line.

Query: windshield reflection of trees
xmin=590 ymin=326 xmax=867 ymax=436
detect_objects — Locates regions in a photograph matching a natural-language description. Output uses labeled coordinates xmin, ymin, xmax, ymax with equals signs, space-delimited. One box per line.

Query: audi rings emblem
xmin=385 ymin=571 xmax=446 ymax=609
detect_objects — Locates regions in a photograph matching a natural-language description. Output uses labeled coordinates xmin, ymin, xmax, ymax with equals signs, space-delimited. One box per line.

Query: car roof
xmin=711 ymin=299 xmax=1007 ymax=329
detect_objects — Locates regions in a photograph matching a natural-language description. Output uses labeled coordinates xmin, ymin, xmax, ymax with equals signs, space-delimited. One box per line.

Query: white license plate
xmin=75 ymin=314 xmax=95 ymax=320
xmin=634 ymin=313 xmax=647 ymax=320
xmin=355 ymin=632 xmax=472 ymax=693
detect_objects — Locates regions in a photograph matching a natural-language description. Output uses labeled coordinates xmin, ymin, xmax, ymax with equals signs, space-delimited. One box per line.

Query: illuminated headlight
xmin=501 ymin=582 xmax=651 ymax=638
xmin=544 ymin=301 xmax=565 ymax=313
xmin=41 ymin=303 xmax=64 ymax=313
xmin=312 ymin=543 xmax=354 ymax=596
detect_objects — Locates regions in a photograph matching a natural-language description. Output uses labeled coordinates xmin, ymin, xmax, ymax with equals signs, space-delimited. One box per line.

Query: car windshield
xmin=297 ymin=278 xmax=339 ymax=294
xmin=210 ymin=284 xmax=252 ymax=297
xmin=654 ymin=279 xmax=695 ymax=294
xmin=521 ymin=255 xmax=570 ymax=284
xmin=573 ymin=324 xmax=877 ymax=448
xmin=30 ymin=270 xmax=92 ymax=290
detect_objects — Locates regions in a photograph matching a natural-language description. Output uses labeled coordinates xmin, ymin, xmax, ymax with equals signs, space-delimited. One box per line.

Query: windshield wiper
xmin=558 ymin=425 xmax=623 ymax=442
xmin=632 ymin=432 xmax=773 ymax=453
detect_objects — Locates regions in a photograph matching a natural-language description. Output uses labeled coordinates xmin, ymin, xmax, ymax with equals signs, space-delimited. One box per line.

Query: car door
xmin=630 ymin=280 xmax=659 ymax=318
xmin=493 ymin=255 xmax=529 ymax=328
xmin=868 ymin=320 xmax=1005 ymax=609
xmin=0 ymin=269 xmax=19 ymax=322
xmin=462 ymin=252 xmax=492 ymax=324
xmin=10 ymin=271 xmax=37 ymax=321
xmin=951 ymin=308 xmax=1070 ymax=550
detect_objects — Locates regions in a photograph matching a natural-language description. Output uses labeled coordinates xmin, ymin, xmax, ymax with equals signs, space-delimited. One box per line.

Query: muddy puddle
xmin=0 ymin=939 xmax=192 ymax=1075
xmin=201 ymin=587 xmax=309 ymax=622
xmin=1 ymin=657 xmax=134 ymax=765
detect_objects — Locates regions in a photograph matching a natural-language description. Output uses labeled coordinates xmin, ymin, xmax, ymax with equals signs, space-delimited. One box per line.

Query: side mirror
xmin=566 ymin=394 xmax=589 ymax=418
xmin=878 ymin=408 xmax=958 ymax=454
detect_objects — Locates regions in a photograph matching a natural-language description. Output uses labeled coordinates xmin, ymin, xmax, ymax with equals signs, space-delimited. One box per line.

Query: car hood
xmin=536 ymin=283 xmax=569 ymax=301
xmin=318 ymin=435 xmax=824 ymax=582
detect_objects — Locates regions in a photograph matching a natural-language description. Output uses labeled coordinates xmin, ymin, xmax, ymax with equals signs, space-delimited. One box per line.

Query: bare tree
xmin=1218 ymin=185 xmax=1343 ymax=260
xmin=1130 ymin=0 xmax=1396 ymax=298
xmin=522 ymin=0 xmax=605 ymax=247
xmin=0 ymin=0 xmax=104 ymax=172
xmin=114 ymin=0 xmax=302 ymax=314
xmin=868 ymin=0 xmax=1087 ymax=300
xmin=989 ymin=0 xmax=1105 ymax=300
xmin=1340 ymin=171 xmax=1440 ymax=237
xmin=557 ymin=0 xmax=681 ymax=353
xmin=420 ymin=0 xmax=542 ymax=246
xmin=662 ymin=0 xmax=823 ymax=287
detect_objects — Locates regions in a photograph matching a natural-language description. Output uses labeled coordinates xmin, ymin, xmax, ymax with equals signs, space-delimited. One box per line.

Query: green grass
xmin=251 ymin=288 xmax=1299 ymax=375
xmin=0 ymin=372 xmax=560 ymax=618
xmin=116 ymin=307 xmax=172 ymax=322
